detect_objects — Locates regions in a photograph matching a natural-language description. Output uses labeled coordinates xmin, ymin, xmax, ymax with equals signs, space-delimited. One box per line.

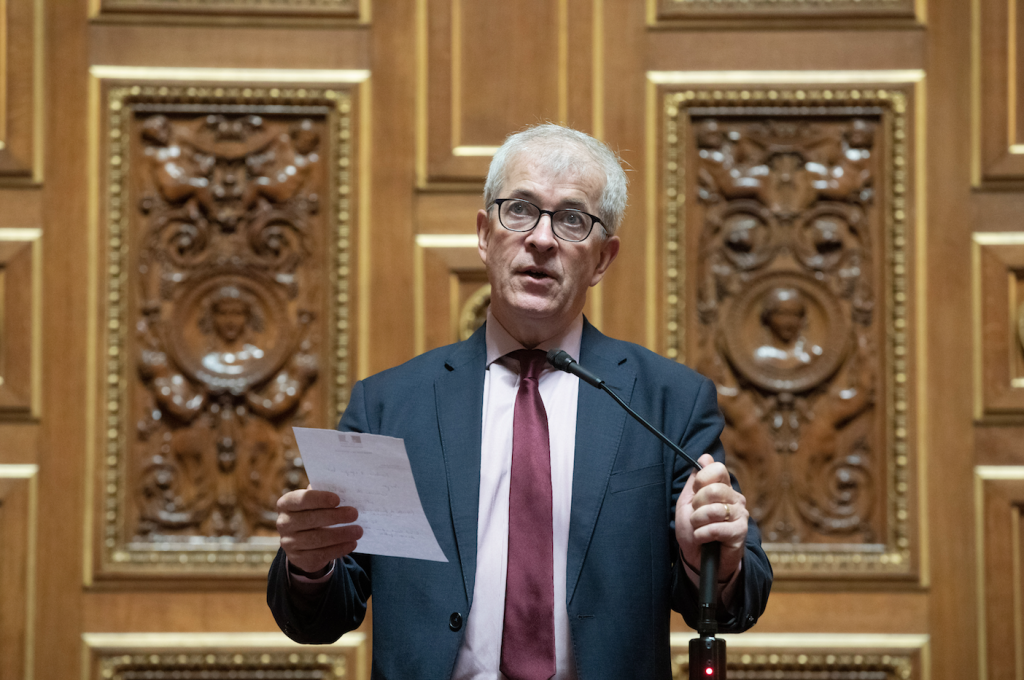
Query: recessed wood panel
xmin=413 ymin=234 xmax=488 ymax=354
xmin=973 ymin=233 xmax=1024 ymax=421
xmin=0 ymin=229 xmax=40 ymax=418
xmin=974 ymin=468 xmax=1024 ymax=680
xmin=652 ymin=0 xmax=915 ymax=22
xmin=83 ymin=632 xmax=368 ymax=680
xmin=89 ymin=70 xmax=362 ymax=579
xmin=669 ymin=633 xmax=926 ymax=680
xmin=0 ymin=0 xmax=41 ymax=182
xmin=0 ymin=466 xmax=37 ymax=680
xmin=975 ymin=0 xmax=1024 ymax=183
xmin=419 ymin=0 xmax=594 ymax=186
xmin=657 ymin=77 xmax=920 ymax=580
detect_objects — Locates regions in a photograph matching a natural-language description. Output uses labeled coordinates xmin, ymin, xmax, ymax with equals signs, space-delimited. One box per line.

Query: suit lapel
xmin=566 ymin=322 xmax=636 ymax=604
xmin=434 ymin=329 xmax=487 ymax=606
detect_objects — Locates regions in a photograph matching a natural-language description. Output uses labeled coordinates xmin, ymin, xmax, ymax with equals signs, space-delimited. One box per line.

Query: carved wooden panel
xmin=413 ymin=234 xmax=489 ymax=354
xmin=976 ymin=0 xmax=1024 ymax=183
xmin=975 ymin=467 xmax=1024 ymax=680
xmin=669 ymin=634 xmax=925 ymax=680
xmin=0 ymin=0 xmax=41 ymax=182
xmin=0 ymin=466 xmax=37 ymax=680
xmin=96 ymin=0 xmax=361 ymax=18
xmin=91 ymin=76 xmax=359 ymax=578
xmin=973 ymin=234 xmax=1024 ymax=420
xmin=420 ymin=0 xmax=593 ymax=186
xmin=0 ymin=229 xmax=40 ymax=418
xmin=653 ymin=0 xmax=914 ymax=21
xmin=84 ymin=633 xmax=368 ymax=680
xmin=661 ymin=83 xmax=918 ymax=579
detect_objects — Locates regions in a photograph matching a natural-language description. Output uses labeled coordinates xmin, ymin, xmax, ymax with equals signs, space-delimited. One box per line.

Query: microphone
xmin=545 ymin=347 xmax=725 ymax=676
xmin=545 ymin=348 xmax=702 ymax=471
xmin=546 ymin=349 xmax=606 ymax=389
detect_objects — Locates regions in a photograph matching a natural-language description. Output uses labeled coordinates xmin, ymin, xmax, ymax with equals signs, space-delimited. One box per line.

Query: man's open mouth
xmin=522 ymin=268 xmax=552 ymax=280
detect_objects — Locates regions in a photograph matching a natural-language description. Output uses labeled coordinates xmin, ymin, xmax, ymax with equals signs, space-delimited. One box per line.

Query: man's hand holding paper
xmin=276 ymin=489 xmax=363 ymax=575
xmin=288 ymin=427 xmax=447 ymax=565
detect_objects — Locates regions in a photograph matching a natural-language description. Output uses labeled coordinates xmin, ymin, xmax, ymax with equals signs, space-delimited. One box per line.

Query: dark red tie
xmin=500 ymin=349 xmax=556 ymax=680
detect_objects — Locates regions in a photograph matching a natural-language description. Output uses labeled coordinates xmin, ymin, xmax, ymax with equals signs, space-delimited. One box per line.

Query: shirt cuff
xmin=681 ymin=552 xmax=743 ymax=610
xmin=286 ymin=558 xmax=335 ymax=591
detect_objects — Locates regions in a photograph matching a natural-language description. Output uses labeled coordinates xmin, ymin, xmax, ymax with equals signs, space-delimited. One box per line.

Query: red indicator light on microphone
xmin=704 ymin=667 xmax=714 ymax=676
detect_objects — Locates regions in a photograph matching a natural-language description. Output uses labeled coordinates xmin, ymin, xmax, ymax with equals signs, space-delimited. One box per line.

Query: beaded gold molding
xmin=95 ymin=80 xmax=356 ymax=576
xmin=662 ymin=86 xmax=914 ymax=577
xmin=84 ymin=633 xmax=367 ymax=680
xmin=672 ymin=649 xmax=915 ymax=680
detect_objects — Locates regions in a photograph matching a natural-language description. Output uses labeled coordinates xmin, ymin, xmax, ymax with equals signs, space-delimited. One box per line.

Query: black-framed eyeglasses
xmin=490 ymin=198 xmax=605 ymax=243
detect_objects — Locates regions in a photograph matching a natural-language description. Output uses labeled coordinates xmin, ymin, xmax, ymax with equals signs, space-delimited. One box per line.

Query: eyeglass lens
xmin=498 ymin=199 xmax=593 ymax=242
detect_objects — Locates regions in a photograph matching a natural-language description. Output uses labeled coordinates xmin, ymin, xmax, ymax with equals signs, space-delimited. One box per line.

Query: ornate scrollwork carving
xmin=131 ymin=112 xmax=326 ymax=543
xmin=691 ymin=115 xmax=883 ymax=545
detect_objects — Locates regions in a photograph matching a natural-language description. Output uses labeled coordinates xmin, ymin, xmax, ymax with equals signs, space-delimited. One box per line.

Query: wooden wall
xmin=0 ymin=0 xmax=1020 ymax=678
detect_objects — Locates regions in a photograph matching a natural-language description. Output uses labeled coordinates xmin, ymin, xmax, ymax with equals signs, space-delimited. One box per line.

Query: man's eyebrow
xmin=507 ymin=190 xmax=591 ymax=211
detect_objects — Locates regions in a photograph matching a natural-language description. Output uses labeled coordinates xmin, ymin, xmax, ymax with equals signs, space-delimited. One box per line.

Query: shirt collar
xmin=484 ymin=310 xmax=584 ymax=368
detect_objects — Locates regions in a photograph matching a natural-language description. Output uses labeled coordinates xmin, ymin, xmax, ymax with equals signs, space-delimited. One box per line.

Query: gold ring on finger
xmin=722 ymin=502 xmax=731 ymax=521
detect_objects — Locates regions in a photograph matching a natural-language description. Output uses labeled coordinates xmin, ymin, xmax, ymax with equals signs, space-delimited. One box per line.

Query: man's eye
xmin=560 ymin=211 xmax=583 ymax=226
xmin=509 ymin=201 xmax=529 ymax=214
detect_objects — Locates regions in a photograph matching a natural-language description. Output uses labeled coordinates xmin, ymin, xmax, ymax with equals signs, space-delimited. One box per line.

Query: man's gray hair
xmin=483 ymin=123 xmax=628 ymax=235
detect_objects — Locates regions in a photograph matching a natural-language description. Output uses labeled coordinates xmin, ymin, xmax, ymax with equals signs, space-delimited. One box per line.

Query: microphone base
xmin=689 ymin=635 xmax=726 ymax=680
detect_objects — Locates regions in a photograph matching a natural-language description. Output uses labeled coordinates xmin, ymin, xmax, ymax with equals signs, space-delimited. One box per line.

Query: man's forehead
xmin=501 ymin=156 xmax=604 ymax=206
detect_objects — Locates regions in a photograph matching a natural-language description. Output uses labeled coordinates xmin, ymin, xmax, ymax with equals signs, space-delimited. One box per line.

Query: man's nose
xmin=525 ymin=214 xmax=558 ymax=250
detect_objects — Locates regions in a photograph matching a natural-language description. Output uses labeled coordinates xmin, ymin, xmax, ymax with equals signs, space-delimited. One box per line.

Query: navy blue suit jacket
xmin=268 ymin=321 xmax=772 ymax=678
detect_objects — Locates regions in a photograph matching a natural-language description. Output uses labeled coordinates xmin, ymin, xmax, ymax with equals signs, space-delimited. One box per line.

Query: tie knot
xmin=508 ymin=349 xmax=548 ymax=381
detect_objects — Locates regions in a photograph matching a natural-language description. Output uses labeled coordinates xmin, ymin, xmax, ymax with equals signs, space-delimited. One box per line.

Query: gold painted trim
xmin=415 ymin=0 xmax=428 ymax=187
xmin=645 ymin=75 xmax=658 ymax=351
xmin=973 ymin=0 xmax=984 ymax=185
xmin=913 ymin=76 xmax=929 ymax=587
xmin=88 ymin=66 xmax=370 ymax=83
xmin=82 ymin=72 xmax=101 ymax=586
xmin=450 ymin=0 xmax=462 ymax=149
xmin=1011 ymin=0 xmax=1019 ymax=150
xmin=592 ymin=0 xmax=604 ymax=139
xmin=656 ymin=78 xmax=920 ymax=576
xmin=670 ymin=632 xmax=930 ymax=648
xmin=648 ymin=70 xmax=926 ymax=85
xmin=357 ymin=79 xmax=372 ymax=382
xmin=0 ymin=464 xmax=39 ymax=680
xmin=557 ymin=0 xmax=568 ymax=124
xmin=973 ymin=231 xmax=1024 ymax=245
xmin=452 ymin=145 xmax=499 ymax=157
xmin=416 ymin=233 xmax=479 ymax=248
xmin=82 ymin=631 xmax=367 ymax=648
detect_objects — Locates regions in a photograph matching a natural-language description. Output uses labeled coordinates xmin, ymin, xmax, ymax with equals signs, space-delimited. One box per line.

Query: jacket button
xmin=449 ymin=612 xmax=463 ymax=631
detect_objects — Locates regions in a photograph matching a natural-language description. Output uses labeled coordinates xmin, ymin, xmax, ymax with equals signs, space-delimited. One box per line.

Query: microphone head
xmin=546 ymin=348 xmax=574 ymax=371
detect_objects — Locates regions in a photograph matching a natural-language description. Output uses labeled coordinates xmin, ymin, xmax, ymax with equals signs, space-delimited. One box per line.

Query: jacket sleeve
xmin=668 ymin=376 xmax=773 ymax=632
xmin=266 ymin=381 xmax=376 ymax=643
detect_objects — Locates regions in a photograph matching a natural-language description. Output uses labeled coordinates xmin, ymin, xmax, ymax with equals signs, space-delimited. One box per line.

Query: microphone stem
xmin=597 ymin=383 xmax=703 ymax=471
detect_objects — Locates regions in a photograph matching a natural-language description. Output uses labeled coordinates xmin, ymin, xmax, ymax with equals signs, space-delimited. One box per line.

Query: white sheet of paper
xmin=293 ymin=427 xmax=448 ymax=562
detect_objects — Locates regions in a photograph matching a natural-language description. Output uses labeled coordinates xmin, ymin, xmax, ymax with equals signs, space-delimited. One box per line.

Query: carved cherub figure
xmin=141 ymin=115 xmax=217 ymax=216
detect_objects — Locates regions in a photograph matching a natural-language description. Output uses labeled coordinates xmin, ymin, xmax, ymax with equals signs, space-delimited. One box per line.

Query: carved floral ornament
xmin=663 ymin=87 xmax=913 ymax=576
xmin=97 ymin=83 xmax=356 ymax=575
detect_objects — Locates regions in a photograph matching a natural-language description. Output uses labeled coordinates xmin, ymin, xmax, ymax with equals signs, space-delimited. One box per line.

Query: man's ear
xmin=476 ymin=209 xmax=491 ymax=264
xmin=589 ymin=234 xmax=620 ymax=287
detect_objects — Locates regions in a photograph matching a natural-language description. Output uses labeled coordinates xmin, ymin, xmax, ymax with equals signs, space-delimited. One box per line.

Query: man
xmin=268 ymin=124 xmax=772 ymax=679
